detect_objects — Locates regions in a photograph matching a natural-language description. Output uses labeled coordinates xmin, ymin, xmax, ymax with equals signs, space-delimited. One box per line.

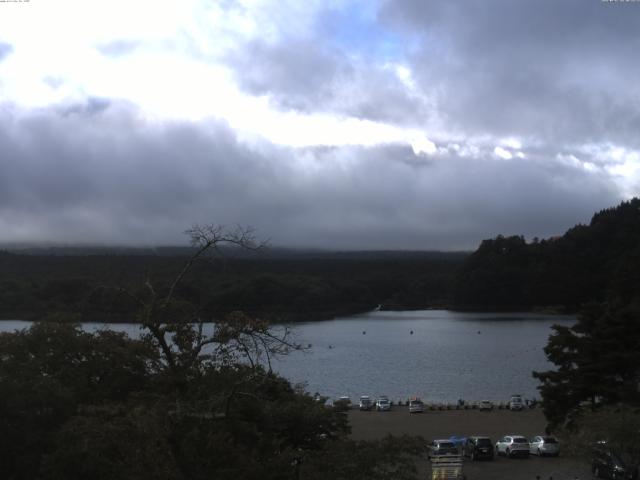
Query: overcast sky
xmin=0 ymin=0 xmax=638 ymax=250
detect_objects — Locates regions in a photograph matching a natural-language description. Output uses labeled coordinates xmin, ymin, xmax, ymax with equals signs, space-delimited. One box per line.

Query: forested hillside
xmin=453 ymin=198 xmax=640 ymax=311
xmin=3 ymin=199 xmax=639 ymax=321
xmin=0 ymin=250 xmax=465 ymax=322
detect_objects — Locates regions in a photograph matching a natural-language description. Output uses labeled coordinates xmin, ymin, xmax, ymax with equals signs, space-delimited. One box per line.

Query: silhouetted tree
xmin=533 ymin=299 xmax=640 ymax=428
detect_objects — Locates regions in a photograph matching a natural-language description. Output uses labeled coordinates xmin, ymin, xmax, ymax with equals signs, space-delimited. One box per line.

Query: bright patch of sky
xmin=318 ymin=0 xmax=405 ymax=61
xmin=0 ymin=0 xmax=434 ymax=152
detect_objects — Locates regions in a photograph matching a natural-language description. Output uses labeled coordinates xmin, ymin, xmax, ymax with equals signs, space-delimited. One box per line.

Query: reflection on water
xmin=0 ymin=310 xmax=575 ymax=403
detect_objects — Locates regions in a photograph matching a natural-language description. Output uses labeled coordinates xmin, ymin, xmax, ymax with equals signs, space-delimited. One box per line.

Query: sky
xmin=0 ymin=0 xmax=639 ymax=250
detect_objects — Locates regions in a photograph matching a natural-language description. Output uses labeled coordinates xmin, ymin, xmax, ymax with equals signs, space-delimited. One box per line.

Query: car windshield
xmin=410 ymin=401 xmax=422 ymax=405
xmin=543 ymin=437 xmax=557 ymax=443
xmin=476 ymin=439 xmax=492 ymax=446
xmin=438 ymin=442 xmax=456 ymax=449
xmin=513 ymin=438 xmax=528 ymax=444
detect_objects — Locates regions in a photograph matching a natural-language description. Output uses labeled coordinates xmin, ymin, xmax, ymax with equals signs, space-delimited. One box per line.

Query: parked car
xmin=591 ymin=446 xmax=634 ymax=479
xmin=409 ymin=398 xmax=424 ymax=413
xmin=359 ymin=395 xmax=372 ymax=411
xmin=428 ymin=439 xmax=459 ymax=460
xmin=334 ymin=396 xmax=351 ymax=412
xmin=529 ymin=436 xmax=560 ymax=456
xmin=376 ymin=396 xmax=391 ymax=411
xmin=509 ymin=395 xmax=524 ymax=411
xmin=478 ymin=400 xmax=493 ymax=411
xmin=495 ymin=435 xmax=530 ymax=458
xmin=463 ymin=436 xmax=494 ymax=461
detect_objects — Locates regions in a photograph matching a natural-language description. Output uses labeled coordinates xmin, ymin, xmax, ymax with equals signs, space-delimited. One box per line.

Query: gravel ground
xmin=348 ymin=407 xmax=593 ymax=480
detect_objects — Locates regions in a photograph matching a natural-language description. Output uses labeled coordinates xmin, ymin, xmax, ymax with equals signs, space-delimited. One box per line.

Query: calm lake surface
xmin=0 ymin=310 xmax=575 ymax=403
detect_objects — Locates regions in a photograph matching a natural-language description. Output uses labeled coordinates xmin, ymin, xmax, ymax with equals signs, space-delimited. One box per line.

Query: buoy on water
xmin=362 ymin=331 xmax=366 ymax=335
xmin=410 ymin=330 xmax=413 ymax=335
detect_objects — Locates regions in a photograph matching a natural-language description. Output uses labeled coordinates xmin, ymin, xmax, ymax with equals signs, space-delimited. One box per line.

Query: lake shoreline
xmin=0 ymin=304 xmax=575 ymax=324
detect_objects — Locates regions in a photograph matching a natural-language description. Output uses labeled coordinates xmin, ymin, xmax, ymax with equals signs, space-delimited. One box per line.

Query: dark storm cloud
xmin=0 ymin=42 xmax=13 ymax=62
xmin=230 ymin=40 xmax=427 ymax=124
xmin=0 ymin=101 xmax=622 ymax=249
xmin=379 ymin=0 xmax=640 ymax=145
xmin=222 ymin=0 xmax=640 ymax=149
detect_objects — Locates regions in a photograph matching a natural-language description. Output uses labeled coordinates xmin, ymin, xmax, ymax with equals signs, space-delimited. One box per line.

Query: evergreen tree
xmin=533 ymin=299 xmax=640 ymax=427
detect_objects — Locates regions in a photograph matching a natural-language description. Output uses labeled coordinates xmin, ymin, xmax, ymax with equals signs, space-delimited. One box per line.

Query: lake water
xmin=0 ymin=310 xmax=575 ymax=403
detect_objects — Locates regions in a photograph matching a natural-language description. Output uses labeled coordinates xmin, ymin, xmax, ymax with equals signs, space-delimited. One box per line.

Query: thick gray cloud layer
xmin=380 ymin=0 xmax=640 ymax=145
xmin=223 ymin=0 xmax=640 ymax=146
xmin=0 ymin=1 xmax=637 ymax=249
xmin=0 ymin=101 xmax=621 ymax=249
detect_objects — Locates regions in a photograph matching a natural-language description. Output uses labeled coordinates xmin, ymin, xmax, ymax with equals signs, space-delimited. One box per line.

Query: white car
xmin=495 ymin=435 xmax=530 ymax=458
xmin=478 ymin=400 xmax=493 ymax=411
xmin=376 ymin=396 xmax=391 ymax=411
xmin=529 ymin=436 xmax=560 ymax=456
xmin=509 ymin=395 xmax=524 ymax=411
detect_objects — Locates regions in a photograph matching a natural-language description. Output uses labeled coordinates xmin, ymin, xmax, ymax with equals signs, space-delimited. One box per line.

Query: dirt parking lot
xmin=348 ymin=407 xmax=593 ymax=480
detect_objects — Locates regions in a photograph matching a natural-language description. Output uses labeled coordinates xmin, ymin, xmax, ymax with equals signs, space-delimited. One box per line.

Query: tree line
xmin=0 ymin=248 xmax=464 ymax=323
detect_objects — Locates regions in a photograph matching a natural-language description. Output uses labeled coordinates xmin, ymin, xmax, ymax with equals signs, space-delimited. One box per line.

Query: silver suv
xmin=495 ymin=435 xmax=530 ymax=458
xmin=359 ymin=396 xmax=372 ymax=411
xmin=409 ymin=399 xmax=424 ymax=413
xmin=376 ymin=396 xmax=391 ymax=411
xmin=509 ymin=395 xmax=524 ymax=411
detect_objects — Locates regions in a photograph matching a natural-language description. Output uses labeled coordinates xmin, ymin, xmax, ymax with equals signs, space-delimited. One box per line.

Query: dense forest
xmin=453 ymin=198 xmax=640 ymax=311
xmin=2 ymin=198 xmax=640 ymax=322
xmin=0 ymin=248 xmax=466 ymax=322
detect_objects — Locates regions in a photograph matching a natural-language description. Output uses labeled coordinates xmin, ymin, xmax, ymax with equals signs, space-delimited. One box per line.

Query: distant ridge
xmin=1 ymin=244 xmax=470 ymax=260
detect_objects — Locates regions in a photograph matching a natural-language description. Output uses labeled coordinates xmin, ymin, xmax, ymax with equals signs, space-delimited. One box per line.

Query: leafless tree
xmin=117 ymin=224 xmax=299 ymax=376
